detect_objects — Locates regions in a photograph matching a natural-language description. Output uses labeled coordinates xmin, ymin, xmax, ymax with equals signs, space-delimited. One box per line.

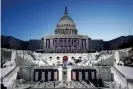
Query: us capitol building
xmin=1 ymin=7 xmax=133 ymax=89
xmin=43 ymin=7 xmax=89 ymax=53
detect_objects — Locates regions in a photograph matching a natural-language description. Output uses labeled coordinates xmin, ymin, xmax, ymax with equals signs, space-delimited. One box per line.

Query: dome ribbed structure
xmin=55 ymin=7 xmax=77 ymax=35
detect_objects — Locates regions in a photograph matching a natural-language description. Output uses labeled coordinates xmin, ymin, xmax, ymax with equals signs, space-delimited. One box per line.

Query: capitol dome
xmin=58 ymin=14 xmax=75 ymax=26
xmin=55 ymin=7 xmax=78 ymax=35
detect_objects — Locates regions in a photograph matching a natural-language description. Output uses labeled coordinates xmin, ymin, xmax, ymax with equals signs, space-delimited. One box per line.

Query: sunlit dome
xmin=58 ymin=14 xmax=75 ymax=26
xmin=55 ymin=7 xmax=77 ymax=35
xmin=56 ymin=6 xmax=76 ymax=27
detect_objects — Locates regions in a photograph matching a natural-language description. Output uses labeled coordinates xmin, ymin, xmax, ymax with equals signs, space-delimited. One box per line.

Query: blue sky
xmin=1 ymin=0 xmax=133 ymax=41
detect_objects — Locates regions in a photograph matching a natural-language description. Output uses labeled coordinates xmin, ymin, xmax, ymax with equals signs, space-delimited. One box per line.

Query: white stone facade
xmin=43 ymin=35 xmax=89 ymax=53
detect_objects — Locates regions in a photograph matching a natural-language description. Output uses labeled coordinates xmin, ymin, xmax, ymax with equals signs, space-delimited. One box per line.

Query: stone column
xmin=31 ymin=68 xmax=34 ymax=81
xmin=62 ymin=29 xmax=63 ymax=34
xmin=91 ymin=72 xmax=95 ymax=80
xmin=35 ymin=71 xmax=39 ymax=81
xmin=41 ymin=72 xmax=45 ymax=81
xmin=58 ymin=67 xmax=63 ymax=81
xmin=54 ymin=71 xmax=57 ymax=80
xmin=67 ymin=68 xmax=72 ymax=81
xmin=48 ymin=71 xmax=51 ymax=81
xmin=79 ymin=71 xmax=82 ymax=80
xmin=73 ymin=71 xmax=76 ymax=80
xmin=59 ymin=30 xmax=60 ymax=34
xmin=85 ymin=71 xmax=88 ymax=80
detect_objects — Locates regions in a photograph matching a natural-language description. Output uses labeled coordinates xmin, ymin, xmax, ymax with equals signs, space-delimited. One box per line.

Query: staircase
xmin=95 ymin=52 xmax=105 ymax=61
xmin=94 ymin=55 xmax=114 ymax=66
xmin=111 ymin=66 xmax=125 ymax=78
xmin=26 ymin=52 xmax=36 ymax=61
